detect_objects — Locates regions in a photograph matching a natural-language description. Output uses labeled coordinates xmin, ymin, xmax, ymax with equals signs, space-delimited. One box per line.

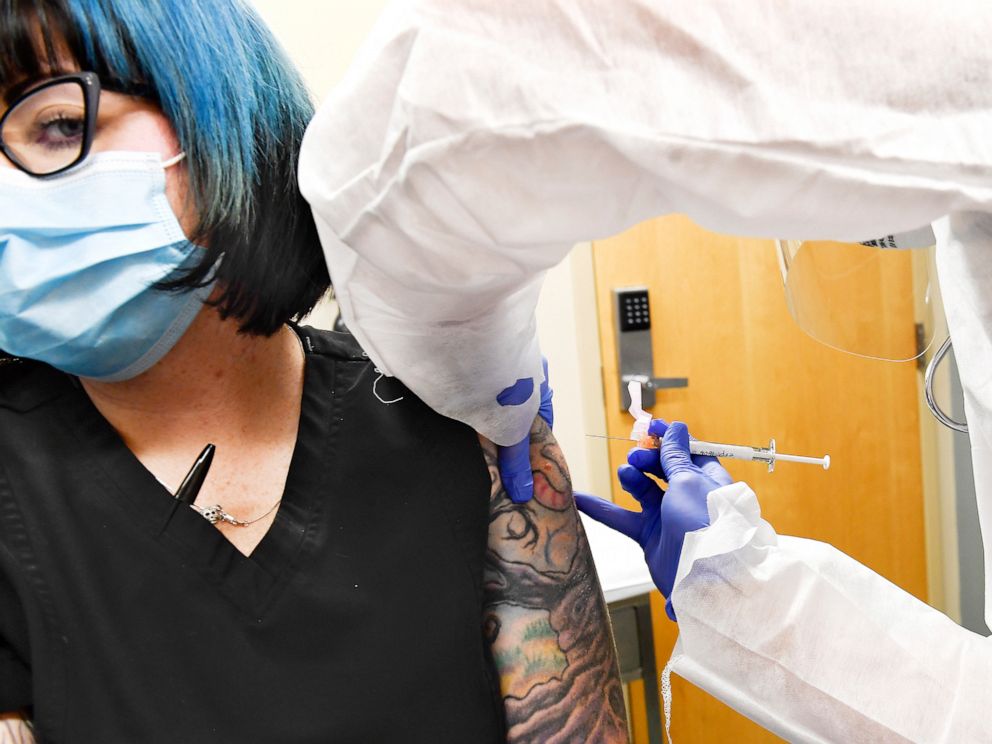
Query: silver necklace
xmin=192 ymin=499 xmax=282 ymax=527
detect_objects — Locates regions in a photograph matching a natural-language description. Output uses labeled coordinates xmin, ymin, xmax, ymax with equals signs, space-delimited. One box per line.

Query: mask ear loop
xmin=162 ymin=152 xmax=187 ymax=169
xmin=373 ymin=368 xmax=404 ymax=405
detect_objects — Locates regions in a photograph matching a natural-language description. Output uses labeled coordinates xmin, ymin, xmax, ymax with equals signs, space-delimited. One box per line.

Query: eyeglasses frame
xmin=0 ymin=71 xmax=100 ymax=178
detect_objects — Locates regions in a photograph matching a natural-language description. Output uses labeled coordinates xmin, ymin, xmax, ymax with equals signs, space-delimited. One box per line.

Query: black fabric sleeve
xmin=0 ymin=555 xmax=31 ymax=712
xmin=0 ymin=637 xmax=31 ymax=712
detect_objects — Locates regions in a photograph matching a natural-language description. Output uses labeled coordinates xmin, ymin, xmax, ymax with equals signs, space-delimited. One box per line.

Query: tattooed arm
xmin=0 ymin=714 xmax=34 ymax=744
xmin=480 ymin=417 xmax=629 ymax=743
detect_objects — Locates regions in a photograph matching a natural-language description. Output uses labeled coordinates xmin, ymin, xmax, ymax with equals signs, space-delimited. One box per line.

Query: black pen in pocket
xmin=175 ymin=444 xmax=216 ymax=504
xmin=160 ymin=444 xmax=216 ymax=534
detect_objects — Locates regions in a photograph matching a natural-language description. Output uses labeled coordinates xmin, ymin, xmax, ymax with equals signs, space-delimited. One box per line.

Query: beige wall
xmin=536 ymin=246 xmax=613 ymax=497
xmin=251 ymin=0 xmax=390 ymax=104
xmin=249 ymin=1 xmax=609 ymax=494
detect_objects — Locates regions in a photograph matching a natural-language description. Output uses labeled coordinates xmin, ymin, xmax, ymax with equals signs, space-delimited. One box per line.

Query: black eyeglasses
xmin=0 ymin=71 xmax=100 ymax=178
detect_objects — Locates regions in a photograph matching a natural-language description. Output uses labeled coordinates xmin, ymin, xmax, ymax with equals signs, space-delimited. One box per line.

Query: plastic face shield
xmin=776 ymin=230 xmax=939 ymax=362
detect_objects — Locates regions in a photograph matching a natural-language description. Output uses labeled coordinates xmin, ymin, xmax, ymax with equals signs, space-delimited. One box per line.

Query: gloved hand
xmin=497 ymin=358 xmax=553 ymax=503
xmin=575 ymin=420 xmax=732 ymax=620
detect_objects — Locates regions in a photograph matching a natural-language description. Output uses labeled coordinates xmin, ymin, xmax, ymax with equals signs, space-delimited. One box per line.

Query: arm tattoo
xmin=481 ymin=418 xmax=629 ymax=743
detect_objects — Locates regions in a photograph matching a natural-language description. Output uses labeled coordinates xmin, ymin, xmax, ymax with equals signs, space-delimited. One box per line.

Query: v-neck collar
xmin=56 ymin=325 xmax=335 ymax=618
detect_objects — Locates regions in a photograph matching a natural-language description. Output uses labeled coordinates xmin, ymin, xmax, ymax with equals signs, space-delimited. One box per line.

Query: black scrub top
xmin=0 ymin=327 xmax=504 ymax=743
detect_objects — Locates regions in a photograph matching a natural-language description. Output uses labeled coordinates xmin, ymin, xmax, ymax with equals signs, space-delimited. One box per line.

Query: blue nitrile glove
xmin=497 ymin=358 xmax=553 ymax=503
xmin=575 ymin=421 xmax=732 ymax=621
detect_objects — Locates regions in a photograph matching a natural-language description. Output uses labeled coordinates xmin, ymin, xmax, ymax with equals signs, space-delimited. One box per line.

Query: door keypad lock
xmin=614 ymin=287 xmax=688 ymax=410
xmin=618 ymin=289 xmax=652 ymax=332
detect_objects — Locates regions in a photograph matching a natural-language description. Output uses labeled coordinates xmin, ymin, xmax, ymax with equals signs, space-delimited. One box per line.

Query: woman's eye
xmin=34 ymin=114 xmax=85 ymax=150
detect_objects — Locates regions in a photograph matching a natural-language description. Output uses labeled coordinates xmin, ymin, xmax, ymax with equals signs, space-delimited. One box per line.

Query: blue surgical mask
xmin=0 ymin=150 xmax=213 ymax=380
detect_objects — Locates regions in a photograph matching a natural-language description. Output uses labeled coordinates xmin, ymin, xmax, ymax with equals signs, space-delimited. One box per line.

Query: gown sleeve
xmin=298 ymin=0 xmax=992 ymax=446
xmin=668 ymin=481 xmax=992 ymax=743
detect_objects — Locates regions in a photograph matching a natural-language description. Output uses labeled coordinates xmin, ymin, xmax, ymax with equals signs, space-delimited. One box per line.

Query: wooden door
xmin=592 ymin=216 xmax=928 ymax=743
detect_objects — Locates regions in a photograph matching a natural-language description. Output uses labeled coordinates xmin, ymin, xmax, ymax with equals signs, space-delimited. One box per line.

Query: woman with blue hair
xmin=0 ymin=1 xmax=628 ymax=742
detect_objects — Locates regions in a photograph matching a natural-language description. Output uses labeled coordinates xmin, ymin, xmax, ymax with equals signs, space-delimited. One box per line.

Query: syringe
xmin=687 ymin=438 xmax=829 ymax=471
xmin=586 ymin=434 xmax=831 ymax=471
xmin=611 ymin=379 xmax=831 ymax=471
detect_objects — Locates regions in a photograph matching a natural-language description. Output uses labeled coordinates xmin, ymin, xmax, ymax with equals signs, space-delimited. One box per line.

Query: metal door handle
xmin=621 ymin=374 xmax=689 ymax=409
xmin=623 ymin=374 xmax=689 ymax=390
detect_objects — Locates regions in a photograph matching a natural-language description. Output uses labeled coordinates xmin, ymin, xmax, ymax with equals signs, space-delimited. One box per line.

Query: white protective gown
xmin=298 ymin=2 xmax=992 ymax=740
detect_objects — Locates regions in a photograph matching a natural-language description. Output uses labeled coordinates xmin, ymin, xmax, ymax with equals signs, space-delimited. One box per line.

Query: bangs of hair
xmin=0 ymin=3 xmax=70 ymax=90
xmin=0 ymin=0 xmax=330 ymax=336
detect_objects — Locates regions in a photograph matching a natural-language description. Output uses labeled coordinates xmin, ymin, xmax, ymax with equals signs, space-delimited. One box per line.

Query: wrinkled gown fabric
xmin=299 ymin=0 xmax=992 ymax=447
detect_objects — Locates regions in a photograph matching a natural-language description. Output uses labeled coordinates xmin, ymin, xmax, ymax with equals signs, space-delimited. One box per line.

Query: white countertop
xmin=580 ymin=513 xmax=655 ymax=604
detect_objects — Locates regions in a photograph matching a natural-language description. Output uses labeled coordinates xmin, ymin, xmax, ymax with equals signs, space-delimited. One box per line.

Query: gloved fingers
xmin=684 ymin=434 xmax=732 ymax=484
xmin=627 ymin=446 xmax=664 ymax=478
xmin=617 ymin=463 xmax=664 ymax=507
xmin=647 ymin=418 xmax=669 ymax=439
xmin=655 ymin=417 xmax=732 ymax=486
xmin=696 ymin=457 xmax=734 ymax=487
xmin=690 ymin=451 xmax=718 ymax=469
xmin=686 ymin=440 xmax=733 ymax=485
xmin=538 ymin=357 xmax=554 ymax=428
xmin=660 ymin=422 xmax=701 ymax=481
xmin=574 ymin=491 xmax=642 ymax=542
xmin=497 ymin=434 xmax=534 ymax=503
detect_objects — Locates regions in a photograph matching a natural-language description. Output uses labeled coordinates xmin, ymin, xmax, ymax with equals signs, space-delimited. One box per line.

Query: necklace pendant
xmin=192 ymin=504 xmax=225 ymax=525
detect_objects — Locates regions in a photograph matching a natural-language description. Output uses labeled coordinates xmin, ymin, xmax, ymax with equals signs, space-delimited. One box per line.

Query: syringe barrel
xmin=690 ymin=440 xmax=759 ymax=462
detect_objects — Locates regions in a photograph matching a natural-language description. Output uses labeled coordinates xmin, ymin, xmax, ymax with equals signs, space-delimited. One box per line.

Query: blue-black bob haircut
xmin=0 ymin=0 xmax=331 ymax=335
